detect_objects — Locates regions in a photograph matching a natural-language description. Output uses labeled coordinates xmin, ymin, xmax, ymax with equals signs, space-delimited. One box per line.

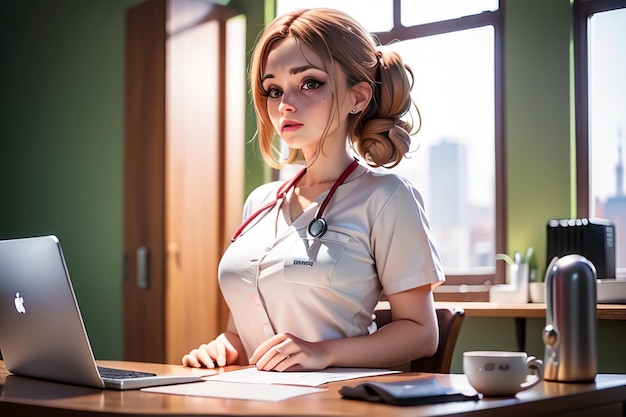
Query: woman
xmin=183 ymin=8 xmax=444 ymax=372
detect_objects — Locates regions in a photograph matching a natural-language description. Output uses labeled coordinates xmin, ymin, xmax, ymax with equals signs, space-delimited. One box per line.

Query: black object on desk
xmin=339 ymin=377 xmax=480 ymax=406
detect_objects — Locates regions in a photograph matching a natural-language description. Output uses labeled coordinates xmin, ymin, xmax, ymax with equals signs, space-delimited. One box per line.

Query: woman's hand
xmin=182 ymin=333 xmax=240 ymax=368
xmin=250 ymin=333 xmax=330 ymax=372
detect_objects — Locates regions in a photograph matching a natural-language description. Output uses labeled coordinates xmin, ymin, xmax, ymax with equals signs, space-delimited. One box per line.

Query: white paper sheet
xmin=143 ymin=380 xmax=325 ymax=402
xmin=141 ymin=367 xmax=400 ymax=402
xmin=205 ymin=367 xmax=400 ymax=387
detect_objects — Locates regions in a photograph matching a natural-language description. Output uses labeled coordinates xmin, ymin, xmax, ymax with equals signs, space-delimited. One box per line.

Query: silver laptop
xmin=0 ymin=235 xmax=203 ymax=390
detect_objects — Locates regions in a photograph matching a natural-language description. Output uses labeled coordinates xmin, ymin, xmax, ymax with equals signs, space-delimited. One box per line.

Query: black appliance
xmin=546 ymin=218 xmax=616 ymax=279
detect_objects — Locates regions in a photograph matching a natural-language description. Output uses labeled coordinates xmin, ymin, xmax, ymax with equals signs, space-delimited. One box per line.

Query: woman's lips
xmin=281 ymin=120 xmax=303 ymax=132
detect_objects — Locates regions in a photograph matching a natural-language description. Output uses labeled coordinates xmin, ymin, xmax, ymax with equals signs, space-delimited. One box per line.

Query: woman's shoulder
xmin=363 ymin=168 xmax=412 ymax=184
xmin=359 ymin=168 xmax=422 ymax=198
xmin=349 ymin=168 xmax=426 ymax=214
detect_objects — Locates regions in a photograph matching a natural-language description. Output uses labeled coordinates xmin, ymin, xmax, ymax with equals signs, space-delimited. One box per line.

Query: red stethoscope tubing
xmin=230 ymin=159 xmax=359 ymax=242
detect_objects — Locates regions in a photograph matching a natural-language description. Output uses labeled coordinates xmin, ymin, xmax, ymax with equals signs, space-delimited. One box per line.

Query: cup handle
xmin=520 ymin=356 xmax=544 ymax=391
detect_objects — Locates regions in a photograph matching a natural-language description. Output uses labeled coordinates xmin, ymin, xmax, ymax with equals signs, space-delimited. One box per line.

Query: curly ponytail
xmin=350 ymin=48 xmax=419 ymax=168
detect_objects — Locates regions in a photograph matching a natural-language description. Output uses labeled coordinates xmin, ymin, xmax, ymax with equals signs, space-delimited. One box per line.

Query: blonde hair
xmin=249 ymin=8 xmax=419 ymax=169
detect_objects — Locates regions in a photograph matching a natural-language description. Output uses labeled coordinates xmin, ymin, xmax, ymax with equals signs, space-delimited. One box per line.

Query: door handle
xmin=137 ymin=246 xmax=150 ymax=289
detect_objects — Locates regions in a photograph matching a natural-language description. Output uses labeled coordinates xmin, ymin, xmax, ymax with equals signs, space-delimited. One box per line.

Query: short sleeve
xmin=370 ymin=181 xmax=445 ymax=295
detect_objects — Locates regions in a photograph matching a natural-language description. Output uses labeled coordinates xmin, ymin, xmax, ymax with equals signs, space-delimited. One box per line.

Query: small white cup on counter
xmin=529 ymin=281 xmax=546 ymax=303
xmin=463 ymin=351 xmax=544 ymax=397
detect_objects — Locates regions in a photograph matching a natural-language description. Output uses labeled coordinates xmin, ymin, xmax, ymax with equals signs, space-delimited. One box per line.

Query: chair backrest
xmin=373 ymin=306 xmax=465 ymax=373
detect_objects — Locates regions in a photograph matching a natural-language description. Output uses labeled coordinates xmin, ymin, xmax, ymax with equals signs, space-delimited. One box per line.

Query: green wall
xmin=0 ymin=0 xmax=144 ymax=359
xmin=505 ymin=0 xmax=574 ymax=275
xmin=1 ymin=0 xmax=624 ymax=372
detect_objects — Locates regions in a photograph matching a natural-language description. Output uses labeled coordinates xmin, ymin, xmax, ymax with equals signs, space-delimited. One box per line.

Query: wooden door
xmin=123 ymin=0 xmax=244 ymax=364
xmin=123 ymin=0 xmax=167 ymax=363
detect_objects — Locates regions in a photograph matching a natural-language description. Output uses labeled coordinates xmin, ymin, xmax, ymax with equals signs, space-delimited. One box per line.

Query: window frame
xmin=373 ymin=0 xmax=506 ymax=286
xmin=574 ymin=0 xmax=626 ymax=216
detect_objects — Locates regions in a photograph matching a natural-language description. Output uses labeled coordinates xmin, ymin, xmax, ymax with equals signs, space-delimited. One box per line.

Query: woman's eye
xmin=266 ymin=87 xmax=282 ymax=99
xmin=302 ymin=79 xmax=323 ymax=90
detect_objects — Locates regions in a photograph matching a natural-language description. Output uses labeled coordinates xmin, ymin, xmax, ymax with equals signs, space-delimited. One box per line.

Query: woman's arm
xmin=250 ymin=284 xmax=438 ymax=371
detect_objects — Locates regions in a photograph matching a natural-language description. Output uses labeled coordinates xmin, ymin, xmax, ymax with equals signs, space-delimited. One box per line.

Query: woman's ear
xmin=350 ymin=81 xmax=373 ymax=114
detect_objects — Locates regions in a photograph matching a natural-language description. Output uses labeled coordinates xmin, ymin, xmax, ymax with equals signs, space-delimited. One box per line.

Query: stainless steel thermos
xmin=543 ymin=254 xmax=598 ymax=382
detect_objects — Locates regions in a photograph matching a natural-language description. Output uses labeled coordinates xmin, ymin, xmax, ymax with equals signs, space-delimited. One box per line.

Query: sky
xmin=589 ymin=8 xmax=626 ymax=203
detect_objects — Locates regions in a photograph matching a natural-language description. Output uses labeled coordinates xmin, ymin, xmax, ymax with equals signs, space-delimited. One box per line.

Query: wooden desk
xmin=1 ymin=360 xmax=626 ymax=417
xmin=434 ymin=302 xmax=626 ymax=320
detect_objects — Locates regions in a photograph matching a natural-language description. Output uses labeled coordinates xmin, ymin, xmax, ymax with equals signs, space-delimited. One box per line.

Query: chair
xmin=373 ymin=306 xmax=465 ymax=373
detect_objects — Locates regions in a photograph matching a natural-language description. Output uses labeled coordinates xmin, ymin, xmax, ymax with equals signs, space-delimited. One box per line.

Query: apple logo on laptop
xmin=14 ymin=292 xmax=26 ymax=313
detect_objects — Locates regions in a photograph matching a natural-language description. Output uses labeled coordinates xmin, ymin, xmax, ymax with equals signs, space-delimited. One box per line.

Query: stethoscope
xmin=231 ymin=159 xmax=359 ymax=242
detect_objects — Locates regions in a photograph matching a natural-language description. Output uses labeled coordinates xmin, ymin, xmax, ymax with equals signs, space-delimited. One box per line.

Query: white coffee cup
xmin=463 ymin=351 xmax=544 ymax=397
xmin=529 ymin=281 xmax=546 ymax=303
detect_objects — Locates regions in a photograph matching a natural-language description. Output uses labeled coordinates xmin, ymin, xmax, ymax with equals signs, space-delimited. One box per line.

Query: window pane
xmin=276 ymin=0 xmax=394 ymax=32
xmin=385 ymin=27 xmax=495 ymax=274
xmin=275 ymin=1 xmax=497 ymax=278
xmin=588 ymin=8 xmax=626 ymax=273
xmin=401 ymin=0 xmax=498 ymax=27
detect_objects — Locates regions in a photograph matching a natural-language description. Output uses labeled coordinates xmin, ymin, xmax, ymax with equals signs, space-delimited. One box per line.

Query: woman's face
xmin=261 ymin=37 xmax=354 ymax=159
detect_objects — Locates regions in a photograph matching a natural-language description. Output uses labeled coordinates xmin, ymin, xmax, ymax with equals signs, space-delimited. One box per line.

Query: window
xmin=575 ymin=0 xmax=626 ymax=277
xmin=276 ymin=0 xmax=503 ymax=284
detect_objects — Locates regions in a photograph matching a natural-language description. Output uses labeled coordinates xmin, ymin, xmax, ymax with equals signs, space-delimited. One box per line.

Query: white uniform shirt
xmin=218 ymin=164 xmax=445 ymax=358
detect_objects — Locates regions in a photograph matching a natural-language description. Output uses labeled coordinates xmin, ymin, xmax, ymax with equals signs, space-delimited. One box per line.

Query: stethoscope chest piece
xmin=231 ymin=159 xmax=359 ymax=242
xmin=308 ymin=218 xmax=328 ymax=238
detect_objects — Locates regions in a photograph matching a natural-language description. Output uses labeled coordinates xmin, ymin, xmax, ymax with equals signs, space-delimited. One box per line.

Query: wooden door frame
xmin=123 ymin=0 xmax=244 ymax=363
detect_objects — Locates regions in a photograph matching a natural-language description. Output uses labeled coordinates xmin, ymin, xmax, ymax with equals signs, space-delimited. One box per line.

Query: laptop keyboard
xmin=97 ymin=366 xmax=157 ymax=380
